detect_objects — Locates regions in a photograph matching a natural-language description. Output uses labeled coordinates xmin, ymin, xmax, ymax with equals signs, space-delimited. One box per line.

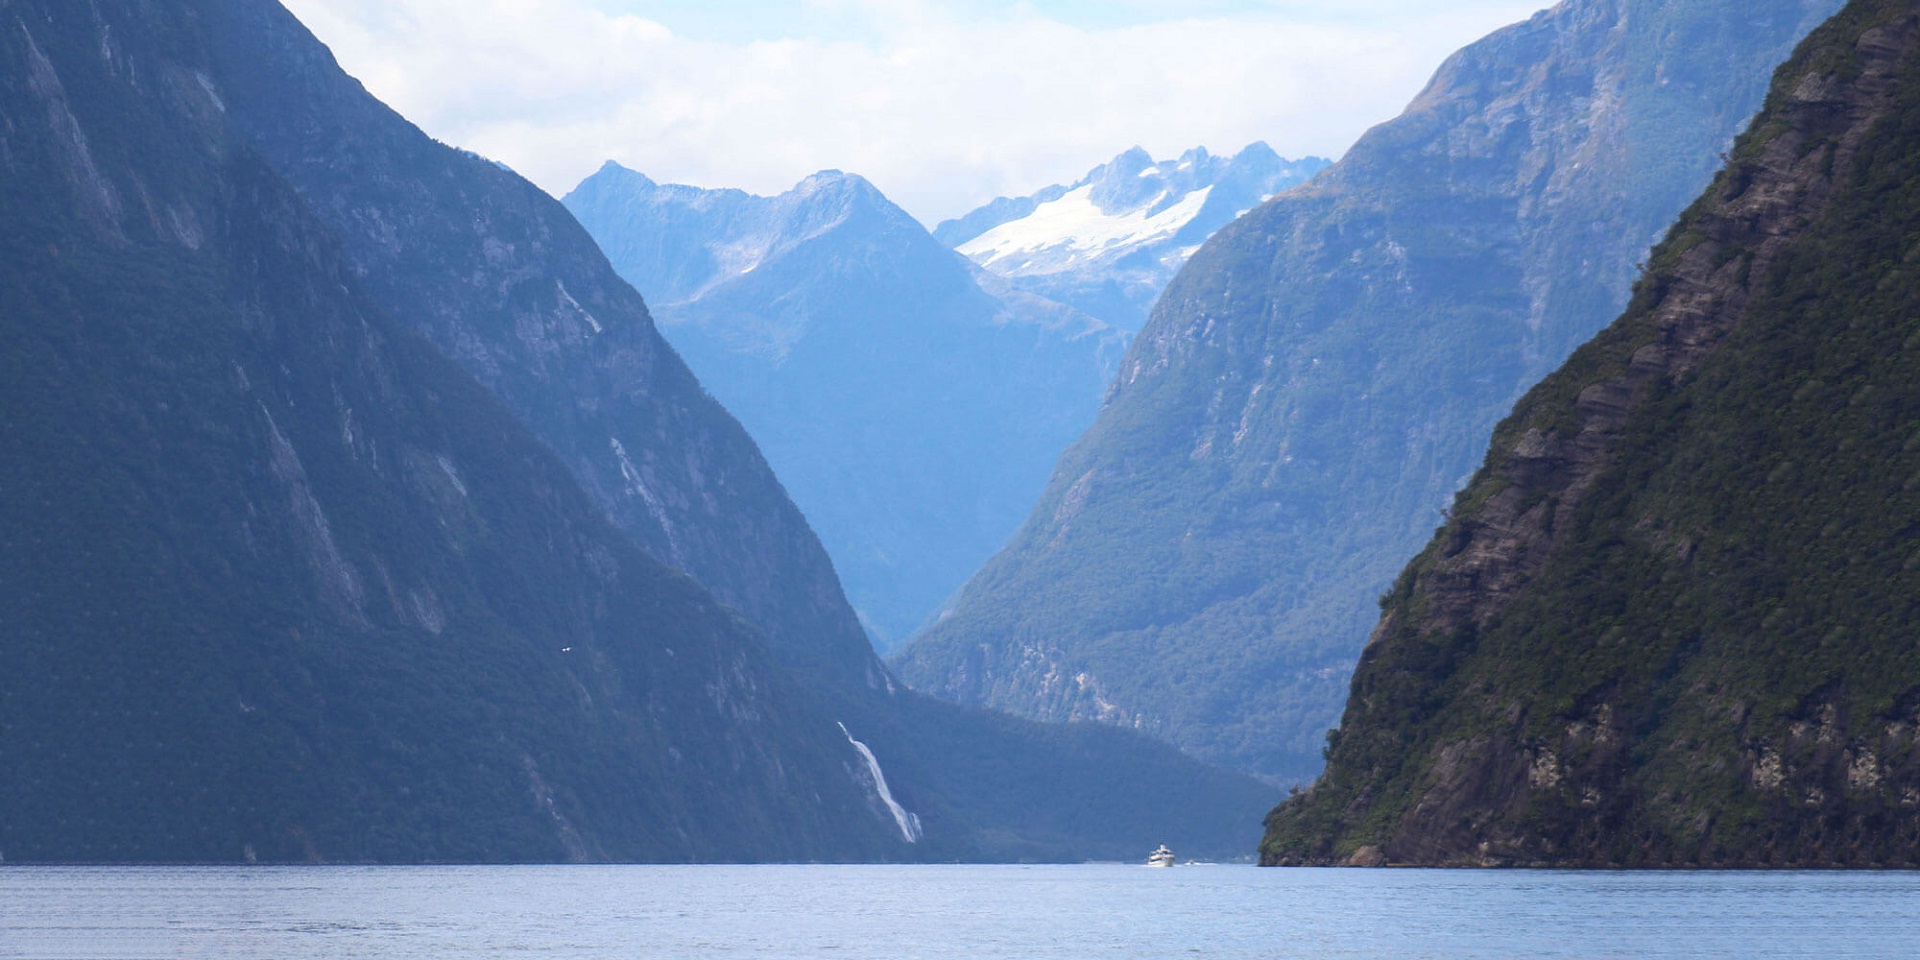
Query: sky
xmin=278 ymin=0 xmax=1546 ymax=225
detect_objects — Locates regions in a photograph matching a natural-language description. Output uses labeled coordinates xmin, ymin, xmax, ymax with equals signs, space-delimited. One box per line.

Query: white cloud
xmin=280 ymin=0 xmax=1544 ymax=224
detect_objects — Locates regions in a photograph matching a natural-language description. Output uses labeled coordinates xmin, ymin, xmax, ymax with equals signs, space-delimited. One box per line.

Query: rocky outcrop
xmin=898 ymin=0 xmax=1842 ymax=785
xmin=1263 ymin=0 xmax=1920 ymax=866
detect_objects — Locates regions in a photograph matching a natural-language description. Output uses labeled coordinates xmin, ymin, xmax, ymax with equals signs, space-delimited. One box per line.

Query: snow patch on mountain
xmin=959 ymin=184 xmax=1214 ymax=274
xmin=936 ymin=144 xmax=1330 ymax=330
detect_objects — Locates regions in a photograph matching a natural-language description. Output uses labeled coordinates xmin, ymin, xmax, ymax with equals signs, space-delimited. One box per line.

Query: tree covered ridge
xmin=1264 ymin=0 xmax=1920 ymax=867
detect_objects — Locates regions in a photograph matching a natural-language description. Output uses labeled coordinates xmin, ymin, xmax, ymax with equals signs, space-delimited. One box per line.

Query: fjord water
xmin=4 ymin=865 xmax=1917 ymax=959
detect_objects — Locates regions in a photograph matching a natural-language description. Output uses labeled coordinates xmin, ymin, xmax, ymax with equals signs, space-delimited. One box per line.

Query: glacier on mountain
xmin=936 ymin=143 xmax=1329 ymax=331
xmin=958 ymin=184 xmax=1215 ymax=273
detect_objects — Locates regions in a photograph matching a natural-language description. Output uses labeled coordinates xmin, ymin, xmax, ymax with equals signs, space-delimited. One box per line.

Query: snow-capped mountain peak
xmin=958 ymin=182 xmax=1214 ymax=273
xmin=934 ymin=143 xmax=1331 ymax=330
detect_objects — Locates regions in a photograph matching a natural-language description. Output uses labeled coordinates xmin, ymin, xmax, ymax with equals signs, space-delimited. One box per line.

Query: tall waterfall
xmin=837 ymin=722 xmax=923 ymax=843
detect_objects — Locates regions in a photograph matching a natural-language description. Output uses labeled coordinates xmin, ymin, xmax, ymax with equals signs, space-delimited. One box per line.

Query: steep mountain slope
xmin=203 ymin=0 xmax=877 ymax=695
xmin=937 ymin=144 xmax=1329 ymax=332
xmin=898 ymin=0 xmax=1844 ymax=786
xmin=1264 ymin=0 xmax=1920 ymax=867
xmin=191 ymin=0 xmax=1277 ymax=859
xmin=565 ymin=164 xmax=1125 ymax=651
xmin=0 ymin=0 xmax=904 ymax=863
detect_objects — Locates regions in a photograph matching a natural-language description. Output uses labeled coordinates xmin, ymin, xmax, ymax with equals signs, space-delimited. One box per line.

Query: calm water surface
xmin=2 ymin=863 xmax=1916 ymax=958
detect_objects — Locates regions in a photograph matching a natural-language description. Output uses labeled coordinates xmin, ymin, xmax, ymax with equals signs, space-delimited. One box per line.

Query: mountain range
xmin=1263 ymin=0 xmax=1920 ymax=867
xmin=14 ymin=0 xmax=1892 ymax=869
xmin=897 ymin=0 xmax=1846 ymax=786
xmin=0 ymin=0 xmax=1275 ymax=862
xmin=935 ymin=144 xmax=1329 ymax=332
xmin=210 ymin=0 xmax=1278 ymax=864
xmin=564 ymin=164 xmax=1125 ymax=652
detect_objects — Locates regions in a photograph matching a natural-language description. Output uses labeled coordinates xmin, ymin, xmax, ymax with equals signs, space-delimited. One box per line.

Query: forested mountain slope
xmin=1264 ymin=0 xmax=1920 ymax=867
xmin=898 ymin=0 xmax=1843 ymax=786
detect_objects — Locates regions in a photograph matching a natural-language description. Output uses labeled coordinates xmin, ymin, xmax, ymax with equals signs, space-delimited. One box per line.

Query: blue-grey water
xmin=3 ymin=864 xmax=1917 ymax=958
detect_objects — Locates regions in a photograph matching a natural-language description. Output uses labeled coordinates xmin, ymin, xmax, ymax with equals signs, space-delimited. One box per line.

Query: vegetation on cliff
xmin=1263 ymin=0 xmax=1920 ymax=866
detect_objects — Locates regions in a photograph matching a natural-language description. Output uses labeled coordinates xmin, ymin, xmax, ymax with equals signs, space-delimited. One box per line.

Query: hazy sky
xmin=280 ymin=0 xmax=1545 ymax=224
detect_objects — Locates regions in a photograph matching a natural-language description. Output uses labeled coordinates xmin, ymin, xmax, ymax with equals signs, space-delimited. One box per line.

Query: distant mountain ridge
xmin=566 ymin=162 xmax=1126 ymax=653
xmin=897 ymin=0 xmax=1845 ymax=786
xmin=577 ymin=165 xmax=927 ymax=315
xmin=935 ymin=144 xmax=1330 ymax=331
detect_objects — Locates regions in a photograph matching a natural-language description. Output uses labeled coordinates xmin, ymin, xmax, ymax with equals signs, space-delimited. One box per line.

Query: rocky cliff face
xmin=203 ymin=0 xmax=881 ymax=695
xmin=0 ymin=0 xmax=904 ymax=863
xmin=565 ymin=163 xmax=1125 ymax=652
xmin=1263 ymin=0 xmax=1920 ymax=866
xmin=896 ymin=0 xmax=1842 ymax=786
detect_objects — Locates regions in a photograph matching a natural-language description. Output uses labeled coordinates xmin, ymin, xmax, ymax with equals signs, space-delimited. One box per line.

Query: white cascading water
xmin=837 ymin=722 xmax=923 ymax=843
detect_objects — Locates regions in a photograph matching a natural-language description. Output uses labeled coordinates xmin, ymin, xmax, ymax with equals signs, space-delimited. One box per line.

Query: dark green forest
xmin=1265 ymin=0 xmax=1920 ymax=866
